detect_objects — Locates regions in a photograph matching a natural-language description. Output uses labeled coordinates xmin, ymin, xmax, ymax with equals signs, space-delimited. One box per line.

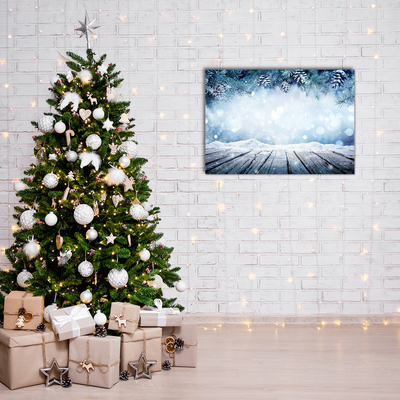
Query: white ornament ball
xmin=23 ymin=238 xmax=40 ymax=258
xmin=86 ymin=134 xmax=102 ymax=150
xmin=148 ymin=275 xmax=163 ymax=289
xmin=119 ymin=156 xmax=130 ymax=168
xmin=108 ymin=268 xmax=129 ymax=289
xmin=130 ymin=204 xmax=147 ymax=220
xmin=139 ymin=248 xmax=151 ymax=262
xmin=38 ymin=116 xmax=54 ymax=133
xmin=80 ymin=289 xmax=93 ymax=303
xmin=45 ymin=211 xmax=58 ymax=226
xmin=86 ymin=227 xmax=98 ymax=241
xmin=74 ymin=204 xmax=94 ymax=225
xmin=20 ymin=209 xmax=36 ymax=229
xmin=93 ymin=108 xmax=105 ymax=120
xmin=44 ymin=303 xmax=58 ymax=322
xmin=78 ymin=70 xmax=92 ymax=85
xmin=17 ymin=269 xmax=33 ymax=288
xmin=50 ymin=76 xmax=60 ymax=86
xmin=43 ymin=173 xmax=59 ymax=189
xmin=15 ymin=181 xmax=27 ymax=192
xmin=66 ymin=150 xmax=78 ymax=162
xmin=54 ymin=121 xmax=66 ymax=134
xmin=94 ymin=310 xmax=107 ymax=326
xmin=175 ymin=281 xmax=187 ymax=293
xmin=106 ymin=168 xmax=126 ymax=185
xmin=78 ymin=260 xmax=94 ymax=277
xmin=119 ymin=140 xmax=138 ymax=159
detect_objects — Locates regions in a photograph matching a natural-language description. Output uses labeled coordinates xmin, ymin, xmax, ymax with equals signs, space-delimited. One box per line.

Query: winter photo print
xmin=205 ymin=69 xmax=355 ymax=174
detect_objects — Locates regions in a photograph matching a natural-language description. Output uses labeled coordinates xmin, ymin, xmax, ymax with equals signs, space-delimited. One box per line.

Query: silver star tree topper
xmin=75 ymin=10 xmax=100 ymax=49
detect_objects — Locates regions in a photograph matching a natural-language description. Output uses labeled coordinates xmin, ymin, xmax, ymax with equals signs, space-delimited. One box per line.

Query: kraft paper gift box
xmin=139 ymin=299 xmax=182 ymax=328
xmin=3 ymin=291 xmax=44 ymax=330
xmin=121 ymin=327 xmax=162 ymax=373
xmin=49 ymin=304 xmax=95 ymax=341
xmin=161 ymin=322 xmax=197 ymax=368
xmin=108 ymin=302 xmax=140 ymax=334
xmin=68 ymin=335 xmax=120 ymax=389
xmin=0 ymin=326 xmax=69 ymax=390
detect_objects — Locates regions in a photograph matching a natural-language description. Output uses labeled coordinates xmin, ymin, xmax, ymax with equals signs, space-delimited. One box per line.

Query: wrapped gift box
xmin=3 ymin=291 xmax=44 ymax=330
xmin=0 ymin=326 xmax=68 ymax=390
xmin=161 ymin=322 xmax=197 ymax=368
xmin=108 ymin=302 xmax=140 ymax=334
xmin=50 ymin=304 xmax=95 ymax=341
xmin=69 ymin=335 xmax=120 ymax=389
xmin=139 ymin=299 xmax=182 ymax=327
xmin=121 ymin=328 xmax=162 ymax=373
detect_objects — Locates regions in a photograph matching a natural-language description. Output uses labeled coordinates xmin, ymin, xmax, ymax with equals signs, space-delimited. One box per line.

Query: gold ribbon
xmin=111 ymin=303 xmax=138 ymax=331
xmin=41 ymin=333 xmax=48 ymax=368
xmin=69 ymin=337 xmax=120 ymax=386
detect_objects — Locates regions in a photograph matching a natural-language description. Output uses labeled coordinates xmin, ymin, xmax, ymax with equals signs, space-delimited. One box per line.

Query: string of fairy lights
xmin=1 ymin=1 xmax=395 ymax=328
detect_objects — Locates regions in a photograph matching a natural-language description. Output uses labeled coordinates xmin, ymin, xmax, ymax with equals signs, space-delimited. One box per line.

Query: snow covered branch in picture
xmin=205 ymin=69 xmax=355 ymax=175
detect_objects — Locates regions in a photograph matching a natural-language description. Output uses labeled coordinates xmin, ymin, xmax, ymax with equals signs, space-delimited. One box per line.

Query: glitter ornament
xmin=78 ymin=69 xmax=92 ymax=84
xmin=139 ymin=249 xmax=150 ymax=262
xmin=119 ymin=156 xmax=130 ymax=168
xmin=86 ymin=134 xmax=102 ymax=150
xmin=74 ymin=204 xmax=94 ymax=225
xmin=80 ymin=289 xmax=93 ymax=303
xmin=17 ymin=269 xmax=33 ymax=288
xmin=23 ymin=237 xmax=40 ymax=258
xmin=66 ymin=150 xmax=78 ymax=162
xmin=45 ymin=211 xmax=58 ymax=226
xmin=106 ymin=167 xmax=126 ymax=185
xmin=175 ymin=281 xmax=187 ymax=293
xmin=93 ymin=108 xmax=105 ymax=120
xmin=44 ymin=303 xmax=58 ymax=322
xmin=54 ymin=121 xmax=66 ymax=134
xmin=20 ymin=209 xmax=36 ymax=229
xmin=14 ymin=181 xmax=27 ymax=192
xmin=38 ymin=116 xmax=54 ymax=133
xmin=119 ymin=139 xmax=138 ymax=159
xmin=94 ymin=310 xmax=107 ymax=326
xmin=43 ymin=173 xmax=59 ymax=189
xmin=130 ymin=204 xmax=147 ymax=220
xmin=78 ymin=260 xmax=94 ymax=277
xmin=86 ymin=227 xmax=98 ymax=241
xmin=108 ymin=268 xmax=129 ymax=289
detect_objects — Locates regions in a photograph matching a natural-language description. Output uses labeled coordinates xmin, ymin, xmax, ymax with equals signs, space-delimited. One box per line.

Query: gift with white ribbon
xmin=139 ymin=299 xmax=182 ymax=327
xmin=50 ymin=304 xmax=95 ymax=341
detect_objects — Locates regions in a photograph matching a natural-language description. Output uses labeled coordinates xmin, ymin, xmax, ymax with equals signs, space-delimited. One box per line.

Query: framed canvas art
xmin=205 ymin=69 xmax=355 ymax=174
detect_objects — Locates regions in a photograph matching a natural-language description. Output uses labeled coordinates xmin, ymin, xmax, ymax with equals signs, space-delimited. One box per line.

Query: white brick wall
xmin=1 ymin=0 xmax=399 ymax=318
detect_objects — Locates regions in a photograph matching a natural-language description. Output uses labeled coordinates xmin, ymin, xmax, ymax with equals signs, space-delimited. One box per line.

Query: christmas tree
xmin=0 ymin=48 xmax=183 ymax=320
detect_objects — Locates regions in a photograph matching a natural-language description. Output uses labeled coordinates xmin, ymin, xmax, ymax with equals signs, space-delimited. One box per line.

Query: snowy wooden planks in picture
xmin=205 ymin=69 xmax=355 ymax=175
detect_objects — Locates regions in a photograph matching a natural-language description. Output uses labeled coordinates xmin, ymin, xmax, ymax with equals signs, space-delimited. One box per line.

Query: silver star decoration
xmin=123 ymin=177 xmax=135 ymax=192
xmin=75 ymin=10 xmax=100 ymax=49
xmin=109 ymin=143 xmax=118 ymax=155
xmin=106 ymin=232 xmax=117 ymax=244
xmin=49 ymin=154 xmax=57 ymax=161
xmin=128 ymin=352 xmax=156 ymax=380
xmin=40 ymin=358 xmax=69 ymax=387
xmin=97 ymin=63 xmax=108 ymax=74
xmin=119 ymin=113 xmax=130 ymax=124
xmin=102 ymin=118 xmax=114 ymax=132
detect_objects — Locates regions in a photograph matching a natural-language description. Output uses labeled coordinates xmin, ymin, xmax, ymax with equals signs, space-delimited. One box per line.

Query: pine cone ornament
xmin=174 ymin=338 xmax=185 ymax=351
xmin=211 ymin=84 xmax=225 ymax=99
xmin=330 ymin=70 xmax=346 ymax=89
xmin=94 ymin=324 xmax=107 ymax=338
xmin=258 ymin=74 xmax=271 ymax=87
xmin=120 ymin=370 xmax=129 ymax=380
xmin=36 ymin=322 xmax=46 ymax=332
xmin=281 ymin=81 xmax=290 ymax=93
xmin=62 ymin=377 xmax=72 ymax=388
xmin=162 ymin=360 xmax=172 ymax=370
xmin=18 ymin=307 xmax=26 ymax=316
xmin=291 ymin=69 xmax=306 ymax=84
